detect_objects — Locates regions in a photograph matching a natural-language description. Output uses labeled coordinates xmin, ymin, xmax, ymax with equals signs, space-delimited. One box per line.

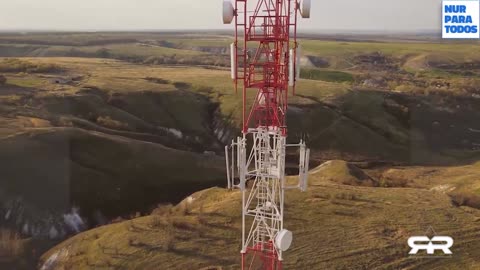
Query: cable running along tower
xmin=223 ymin=0 xmax=311 ymax=269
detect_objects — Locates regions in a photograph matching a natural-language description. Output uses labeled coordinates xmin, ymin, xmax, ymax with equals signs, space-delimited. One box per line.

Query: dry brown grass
xmin=96 ymin=116 xmax=129 ymax=129
xmin=0 ymin=58 xmax=63 ymax=74
xmin=151 ymin=204 xmax=174 ymax=216
xmin=39 ymin=164 xmax=480 ymax=270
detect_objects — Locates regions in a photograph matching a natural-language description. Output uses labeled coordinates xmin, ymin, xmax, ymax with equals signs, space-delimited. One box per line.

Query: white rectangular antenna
xmin=230 ymin=43 xmax=236 ymax=80
xmin=296 ymin=45 xmax=302 ymax=80
xmin=289 ymin=49 xmax=294 ymax=86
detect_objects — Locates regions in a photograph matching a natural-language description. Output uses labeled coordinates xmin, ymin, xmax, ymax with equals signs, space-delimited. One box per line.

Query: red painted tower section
xmin=232 ymin=0 xmax=300 ymax=136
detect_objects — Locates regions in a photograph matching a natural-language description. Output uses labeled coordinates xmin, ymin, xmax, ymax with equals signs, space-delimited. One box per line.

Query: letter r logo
xmin=408 ymin=236 xmax=454 ymax=255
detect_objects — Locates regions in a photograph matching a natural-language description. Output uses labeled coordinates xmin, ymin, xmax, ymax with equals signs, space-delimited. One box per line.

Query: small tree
xmin=95 ymin=48 xmax=110 ymax=58
xmin=0 ymin=75 xmax=6 ymax=85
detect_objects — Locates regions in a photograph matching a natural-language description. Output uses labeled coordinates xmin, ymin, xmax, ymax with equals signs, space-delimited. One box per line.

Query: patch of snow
xmin=168 ymin=128 xmax=183 ymax=139
xmin=40 ymin=248 xmax=69 ymax=270
xmin=63 ymin=208 xmax=85 ymax=233
xmin=158 ymin=126 xmax=183 ymax=139
xmin=215 ymin=128 xmax=225 ymax=140
xmin=22 ymin=223 xmax=29 ymax=235
xmin=49 ymin=226 xmax=59 ymax=239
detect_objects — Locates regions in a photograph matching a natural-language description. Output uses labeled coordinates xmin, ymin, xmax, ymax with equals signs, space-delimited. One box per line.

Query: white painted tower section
xmin=226 ymin=127 xmax=309 ymax=261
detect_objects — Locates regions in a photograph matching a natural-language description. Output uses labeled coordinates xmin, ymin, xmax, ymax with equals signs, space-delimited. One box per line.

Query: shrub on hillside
xmin=0 ymin=75 xmax=6 ymax=85
xmin=450 ymin=191 xmax=480 ymax=209
xmin=379 ymin=176 xmax=408 ymax=188
xmin=95 ymin=48 xmax=111 ymax=58
xmin=0 ymin=58 xmax=64 ymax=73
xmin=151 ymin=204 xmax=174 ymax=216
xmin=173 ymin=81 xmax=191 ymax=90
xmin=145 ymin=77 xmax=170 ymax=84
xmin=96 ymin=116 xmax=129 ymax=130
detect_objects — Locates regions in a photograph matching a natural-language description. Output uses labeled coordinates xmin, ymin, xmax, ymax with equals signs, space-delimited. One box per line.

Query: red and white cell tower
xmin=223 ymin=0 xmax=311 ymax=269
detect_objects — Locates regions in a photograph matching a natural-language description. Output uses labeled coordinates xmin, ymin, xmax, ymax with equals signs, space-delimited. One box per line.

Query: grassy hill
xmin=3 ymin=57 xmax=480 ymax=164
xmin=1 ymin=33 xmax=480 ymax=92
xmin=39 ymin=161 xmax=480 ymax=270
xmin=0 ymin=53 xmax=478 ymax=224
xmin=0 ymin=34 xmax=480 ymax=269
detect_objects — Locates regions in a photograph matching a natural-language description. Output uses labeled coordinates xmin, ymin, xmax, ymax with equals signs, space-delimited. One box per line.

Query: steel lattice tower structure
xmin=223 ymin=0 xmax=311 ymax=269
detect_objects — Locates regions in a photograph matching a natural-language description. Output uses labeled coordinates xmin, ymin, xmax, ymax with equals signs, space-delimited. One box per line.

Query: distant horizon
xmin=0 ymin=28 xmax=441 ymax=35
xmin=0 ymin=0 xmax=441 ymax=32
